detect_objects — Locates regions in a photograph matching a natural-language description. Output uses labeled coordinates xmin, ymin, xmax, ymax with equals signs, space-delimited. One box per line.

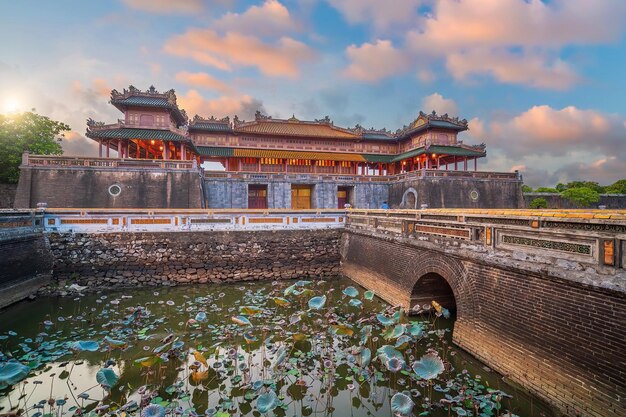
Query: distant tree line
xmin=523 ymin=180 xmax=626 ymax=208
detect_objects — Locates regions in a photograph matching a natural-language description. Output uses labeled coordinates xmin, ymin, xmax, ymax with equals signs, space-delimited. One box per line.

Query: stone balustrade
xmin=22 ymin=154 xmax=197 ymax=170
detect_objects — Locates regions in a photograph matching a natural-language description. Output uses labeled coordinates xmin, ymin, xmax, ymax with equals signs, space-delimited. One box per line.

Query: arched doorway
xmin=410 ymin=272 xmax=456 ymax=314
xmin=401 ymin=188 xmax=418 ymax=209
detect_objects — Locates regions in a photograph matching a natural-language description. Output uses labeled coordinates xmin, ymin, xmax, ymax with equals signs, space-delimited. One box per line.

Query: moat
xmin=0 ymin=277 xmax=554 ymax=417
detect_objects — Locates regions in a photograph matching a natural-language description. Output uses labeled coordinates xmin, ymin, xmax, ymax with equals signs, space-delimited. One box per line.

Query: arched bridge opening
xmin=410 ymin=272 xmax=457 ymax=315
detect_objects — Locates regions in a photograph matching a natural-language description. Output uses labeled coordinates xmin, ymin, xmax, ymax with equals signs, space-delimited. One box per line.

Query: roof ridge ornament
xmin=255 ymin=110 xmax=271 ymax=121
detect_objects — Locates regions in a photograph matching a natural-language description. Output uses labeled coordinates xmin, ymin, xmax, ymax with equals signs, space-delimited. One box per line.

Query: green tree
xmin=565 ymin=181 xmax=604 ymax=193
xmin=555 ymin=183 xmax=567 ymax=192
xmin=0 ymin=110 xmax=68 ymax=183
xmin=561 ymin=187 xmax=600 ymax=207
xmin=604 ymin=179 xmax=626 ymax=194
xmin=535 ymin=187 xmax=559 ymax=193
xmin=529 ymin=197 xmax=548 ymax=209
xmin=521 ymin=185 xmax=533 ymax=193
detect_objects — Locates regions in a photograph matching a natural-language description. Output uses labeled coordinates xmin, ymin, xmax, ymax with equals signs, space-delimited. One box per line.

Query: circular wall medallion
xmin=108 ymin=184 xmax=122 ymax=197
xmin=469 ymin=189 xmax=479 ymax=201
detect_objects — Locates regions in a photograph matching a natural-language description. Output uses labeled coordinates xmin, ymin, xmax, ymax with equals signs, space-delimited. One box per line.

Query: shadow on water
xmin=0 ymin=277 xmax=557 ymax=417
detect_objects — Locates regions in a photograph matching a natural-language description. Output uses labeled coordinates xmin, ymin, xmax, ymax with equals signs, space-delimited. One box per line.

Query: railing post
xmin=22 ymin=151 xmax=29 ymax=166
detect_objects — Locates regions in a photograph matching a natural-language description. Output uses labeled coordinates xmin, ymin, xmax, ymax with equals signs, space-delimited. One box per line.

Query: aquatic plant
xmin=412 ymin=352 xmax=445 ymax=380
xmin=390 ymin=392 xmax=414 ymax=416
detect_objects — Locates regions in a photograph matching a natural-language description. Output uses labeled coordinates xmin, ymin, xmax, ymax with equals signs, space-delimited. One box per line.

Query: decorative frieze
xmin=501 ymin=234 xmax=592 ymax=256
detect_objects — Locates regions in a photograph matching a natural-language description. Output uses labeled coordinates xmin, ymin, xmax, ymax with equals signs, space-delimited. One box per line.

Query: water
xmin=0 ymin=277 xmax=555 ymax=417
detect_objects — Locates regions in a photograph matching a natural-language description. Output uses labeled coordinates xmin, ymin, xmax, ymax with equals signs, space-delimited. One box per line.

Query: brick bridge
xmin=342 ymin=208 xmax=625 ymax=417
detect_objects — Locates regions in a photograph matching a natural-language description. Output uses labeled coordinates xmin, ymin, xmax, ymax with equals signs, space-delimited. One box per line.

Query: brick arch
xmin=401 ymin=251 xmax=477 ymax=322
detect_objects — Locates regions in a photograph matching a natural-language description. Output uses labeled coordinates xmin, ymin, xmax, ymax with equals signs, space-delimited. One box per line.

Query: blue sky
xmin=1 ymin=0 xmax=625 ymax=186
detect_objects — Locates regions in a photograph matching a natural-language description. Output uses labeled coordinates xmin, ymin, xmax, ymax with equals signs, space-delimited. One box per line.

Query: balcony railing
xmin=203 ymin=169 xmax=520 ymax=182
xmin=23 ymin=154 xmax=196 ymax=171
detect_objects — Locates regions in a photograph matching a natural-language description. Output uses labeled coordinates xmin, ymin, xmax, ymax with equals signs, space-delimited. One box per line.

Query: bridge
xmin=1 ymin=207 xmax=624 ymax=416
xmin=342 ymin=208 xmax=625 ymax=417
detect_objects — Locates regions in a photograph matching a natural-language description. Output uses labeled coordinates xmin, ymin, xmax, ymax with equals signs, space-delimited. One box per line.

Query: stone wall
xmin=340 ymin=231 xmax=626 ymax=417
xmin=204 ymin=178 xmax=388 ymax=209
xmin=389 ymin=177 xmax=523 ymax=208
xmin=524 ymin=192 xmax=626 ymax=209
xmin=48 ymin=229 xmax=340 ymax=287
xmin=14 ymin=167 xmax=204 ymax=208
xmin=0 ymin=183 xmax=17 ymax=208
xmin=0 ymin=230 xmax=52 ymax=308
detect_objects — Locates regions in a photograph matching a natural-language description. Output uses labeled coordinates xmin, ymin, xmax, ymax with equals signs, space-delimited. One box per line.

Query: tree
xmin=561 ymin=187 xmax=600 ymax=207
xmin=604 ymin=179 xmax=626 ymax=194
xmin=0 ymin=110 xmax=68 ymax=183
xmin=535 ymin=187 xmax=559 ymax=193
xmin=555 ymin=183 xmax=567 ymax=192
xmin=529 ymin=197 xmax=548 ymax=209
xmin=521 ymin=185 xmax=533 ymax=193
xmin=565 ymin=181 xmax=604 ymax=193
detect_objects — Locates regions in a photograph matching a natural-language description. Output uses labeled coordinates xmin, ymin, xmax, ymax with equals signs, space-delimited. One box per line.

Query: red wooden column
xmin=454 ymin=156 xmax=458 ymax=170
xmin=463 ymin=157 xmax=468 ymax=171
xmin=106 ymin=140 xmax=110 ymax=158
xmin=98 ymin=140 xmax=102 ymax=157
xmin=474 ymin=157 xmax=478 ymax=171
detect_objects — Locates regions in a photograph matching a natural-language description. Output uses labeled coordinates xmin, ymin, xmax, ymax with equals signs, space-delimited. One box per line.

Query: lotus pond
xmin=0 ymin=277 xmax=554 ymax=417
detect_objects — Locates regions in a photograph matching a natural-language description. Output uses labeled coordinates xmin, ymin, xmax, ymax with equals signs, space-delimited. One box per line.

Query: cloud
xmin=164 ymin=29 xmax=314 ymax=77
xmin=337 ymin=0 xmax=626 ymax=88
xmin=327 ymin=0 xmax=425 ymax=32
xmin=490 ymin=105 xmax=620 ymax=157
xmin=178 ymin=89 xmax=264 ymax=120
xmin=421 ymin=93 xmax=458 ymax=116
xmin=61 ymin=131 xmax=98 ymax=156
xmin=121 ymin=0 xmax=205 ymax=14
xmin=343 ymin=40 xmax=409 ymax=82
xmin=475 ymin=104 xmax=626 ymax=186
xmin=214 ymin=0 xmax=300 ymax=37
xmin=175 ymin=71 xmax=232 ymax=94
xmin=445 ymin=48 xmax=580 ymax=90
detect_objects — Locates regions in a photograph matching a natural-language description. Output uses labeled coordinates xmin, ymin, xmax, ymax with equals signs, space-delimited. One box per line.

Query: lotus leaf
xmin=96 ymin=367 xmax=119 ymax=390
xmin=273 ymin=298 xmax=290 ymax=307
xmin=141 ymin=404 xmax=166 ymax=417
xmin=348 ymin=299 xmax=362 ymax=308
xmin=342 ymin=286 xmax=359 ymax=298
xmin=330 ymin=324 xmax=354 ymax=336
xmin=390 ymin=392 xmax=414 ymax=416
xmin=256 ymin=390 xmax=278 ymax=413
xmin=377 ymin=314 xmax=394 ymax=327
xmin=231 ymin=316 xmax=252 ymax=326
xmin=308 ymin=295 xmax=326 ymax=310
xmin=412 ymin=352 xmax=445 ymax=380
xmin=72 ymin=340 xmax=99 ymax=351
xmin=195 ymin=312 xmax=207 ymax=322
xmin=239 ymin=306 xmax=264 ymax=316
xmin=0 ymin=361 xmax=30 ymax=389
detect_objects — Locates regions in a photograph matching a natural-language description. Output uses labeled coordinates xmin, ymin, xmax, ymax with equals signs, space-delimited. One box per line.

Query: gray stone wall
xmin=524 ymin=193 xmax=626 ymax=209
xmin=389 ymin=177 xmax=523 ymax=208
xmin=14 ymin=167 xmax=204 ymax=209
xmin=0 ymin=229 xmax=52 ymax=308
xmin=48 ymin=229 xmax=341 ymax=287
xmin=0 ymin=183 xmax=17 ymax=208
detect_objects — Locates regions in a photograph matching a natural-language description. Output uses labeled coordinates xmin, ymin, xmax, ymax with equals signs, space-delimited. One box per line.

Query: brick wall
xmin=48 ymin=229 xmax=341 ymax=287
xmin=340 ymin=231 xmax=626 ymax=417
xmin=524 ymin=193 xmax=626 ymax=209
xmin=14 ymin=167 xmax=204 ymax=208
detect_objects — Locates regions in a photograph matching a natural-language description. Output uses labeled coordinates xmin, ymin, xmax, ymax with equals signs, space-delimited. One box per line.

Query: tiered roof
xmin=110 ymin=85 xmax=188 ymax=126
xmin=232 ymin=112 xmax=359 ymax=139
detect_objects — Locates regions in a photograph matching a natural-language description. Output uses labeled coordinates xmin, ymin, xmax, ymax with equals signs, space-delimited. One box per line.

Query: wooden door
xmin=291 ymin=185 xmax=312 ymax=209
xmin=337 ymin=189 xmax=347 ymax=208
xmin=248 ymin=185 xmax=268 ymax=209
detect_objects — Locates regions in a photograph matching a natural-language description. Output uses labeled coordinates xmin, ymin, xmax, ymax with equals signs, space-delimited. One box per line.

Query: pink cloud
xmin=445 ymin=48 xmax=580 ymax=90
xmin=178 ymin=90 xmax=263 ymax=119
xmin=214 ymin=0 xmax=300 ymax=37
xmin=327 ymin=0 xmax=425 ymax=32
xmin=343 ymin=40 xmax=409 ymax=82
xmin=421 ymin=93 xmax=458 ymax=117
xmin=175 ymin=71 xmax=232 ymax=94
xmin=164 ymin=29 xmax=314 ymax=77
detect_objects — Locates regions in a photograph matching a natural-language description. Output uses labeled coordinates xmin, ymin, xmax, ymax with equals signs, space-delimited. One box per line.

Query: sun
xmin=3 ymin=98 xmax=20 ymax=113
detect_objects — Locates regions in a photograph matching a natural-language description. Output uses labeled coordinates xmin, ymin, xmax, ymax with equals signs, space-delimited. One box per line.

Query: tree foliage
xmin=565 ymin=181 xmax=604 ymax=193
xmin=535 ymin=187 xmax=559 ymax=193
xmin=521 ymin=185 xmax=533 ymax=193
xmin=0 ymin=110 xmax=68 ymax=183
xmin=529 ymin=197 xmax=548 ymax=209
xmin=561 ymin=187 xmax=600 ymax=207
xmin=604 ymin=179 xmax=626 ymax=194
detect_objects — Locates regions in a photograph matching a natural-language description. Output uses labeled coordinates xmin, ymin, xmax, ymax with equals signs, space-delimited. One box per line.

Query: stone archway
xmin=402 ymin=251 xmax=476 ymax=323
xmin=401 ymin=187 xmax=418 ymax=209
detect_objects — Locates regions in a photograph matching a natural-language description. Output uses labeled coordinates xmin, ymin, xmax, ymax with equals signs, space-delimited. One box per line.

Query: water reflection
xmin=0 ymin=277 xmax=554 ymax=417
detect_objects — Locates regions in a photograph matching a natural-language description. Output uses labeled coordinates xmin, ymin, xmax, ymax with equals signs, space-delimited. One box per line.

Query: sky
xmin=1 ymin=0 xmax=625 ymax=187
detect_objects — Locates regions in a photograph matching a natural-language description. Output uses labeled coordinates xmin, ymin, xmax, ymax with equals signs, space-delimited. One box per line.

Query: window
xmin=140 ymin=114 xmax=155 ymax=126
